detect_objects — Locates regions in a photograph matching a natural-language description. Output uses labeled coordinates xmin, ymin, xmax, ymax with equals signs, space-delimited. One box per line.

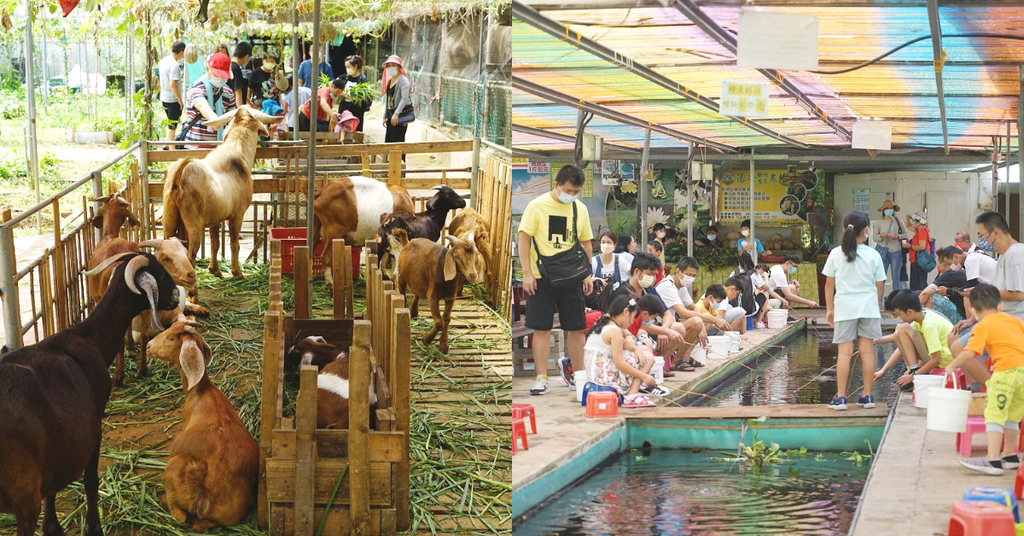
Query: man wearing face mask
xmin=247 ymin=53 xmax=279 ymax=108
xmin=518 ymin=165 xmax=594 ymax=395
xmin=654 ymin=257 xmax=733 ymax=369
xmin=768 ymin=255 xmax=819 ymax=309
xmin=695 ymin=224 xmax=723 ymax=248
xmin=737 ymin=219 xmax=771 ymax=256
xmin=181 ymin=52 xmax=237 ymax=148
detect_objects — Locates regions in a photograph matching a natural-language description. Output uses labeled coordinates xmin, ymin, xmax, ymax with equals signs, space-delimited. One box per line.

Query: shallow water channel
xmin=515 ymin=329 xmax=901 ymax=535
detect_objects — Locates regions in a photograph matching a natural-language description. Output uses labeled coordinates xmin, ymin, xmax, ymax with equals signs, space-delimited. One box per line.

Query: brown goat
xmin=449 ymin=207 xmax=493 ymax=280
xmin=286 ymin=335 xmax=348 ymax=370
xmin=147 ymin=322 xmax=258 ymax=532
xmin=311 ymin=176 xmax=414 ymax=284
xmin=395 ymin=230 xmax=486 ymax=353
xmin=87 ymin=194 xmax=141 ymax=305
xmin=316 ymin=357 xmax=378 ymax=430
xmin=162 ymin=106 xmax=279 ymax=280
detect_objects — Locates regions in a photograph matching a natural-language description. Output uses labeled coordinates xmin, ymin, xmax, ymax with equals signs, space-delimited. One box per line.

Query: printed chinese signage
xmin=718 ymin=169 xmax=825 ymax=226
xmin=719 ymin=80 xmax=769 ymax=118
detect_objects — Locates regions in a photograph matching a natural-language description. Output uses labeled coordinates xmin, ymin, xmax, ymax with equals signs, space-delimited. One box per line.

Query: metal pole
xmin=639 ymin=127 xmax=650 ymax=249
xmin=292 ymin=9 xmax=300 ymax=142
xmin=0 ymin=225 xmax=22 ymax=349
xmin=992 ymin=135 xmax=1000 ymax=218
xmin=687 ymin=142 xmax=693 ymax=258
xmin=307 ymin=0 xmax=321 ymax=250
xmin=1019 ymin=65 xmax=1024 ymax=240
xmin=143 ymin=9 xmax=153 ymax=142
xmin=750 ymin=148 xmax=757 ymax=265
xmin=1006 ymin=120 xmax=1013 ymax=217
xmin=470 ymin=137 xmax=480 ymax=209
xmin=40 ymin=13 xmax=48 ymax=108
xmin=92 ymin=171 xmax=103 ymax=243
xmin=139 ymin=140 xmax=150 ymax=237
xmin=25 ymin=6 xmax=40 ymax=229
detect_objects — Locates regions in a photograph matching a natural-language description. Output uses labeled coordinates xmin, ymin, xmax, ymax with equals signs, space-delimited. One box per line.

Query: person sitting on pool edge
xmin=872 ymin=289 xmax=954 ymax=391
xmin=721 ymin=275 xmax=756 ymax=333
xmin=583 ymin=295 xmax=660 ymax=408
xmin=946 ymin=283 xmax=1024 ymax=475
xmin=767 ymin=255 xmax=820 ymax=309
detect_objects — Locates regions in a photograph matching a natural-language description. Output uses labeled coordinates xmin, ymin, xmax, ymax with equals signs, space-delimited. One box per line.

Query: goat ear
xmin=90 ymin=195 xmax=111 ymax=203
xmin=444 ymin=248 xmax=458 ymax=281
xmin=91 ymin=206 xmax=106 ymax=229
xmin=127 ymin=212 xmax=140 ymax=227
xmin=179 ymin=339 xmax=206 ymax=391
xmin=201 ymin=339 xmax=213 ymax=366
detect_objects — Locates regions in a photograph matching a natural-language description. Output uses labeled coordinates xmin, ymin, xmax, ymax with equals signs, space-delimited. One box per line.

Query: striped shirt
xmin=183 ymin=78 xmax=236 ymax=146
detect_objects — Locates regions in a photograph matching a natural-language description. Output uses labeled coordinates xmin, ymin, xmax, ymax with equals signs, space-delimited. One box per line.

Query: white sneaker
xmin=529 ymin=377 xmax=548 ymax=395
xmin=755 ymin=322 xmax=766 ymax=329
xmin=960 ymin=457 xmax=1004 ymax=476
xmin=1003 ymin=456 xmax=1021 ymax=470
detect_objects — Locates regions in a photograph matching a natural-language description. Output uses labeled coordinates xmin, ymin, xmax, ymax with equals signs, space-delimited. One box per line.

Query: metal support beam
xmin=639 ymin=128 xmax=651 ymax=249
xmin=750 ymin=149 xmax=757 ymax=266
xmin=307 ymin=0 xmax=321 ymax=250
xmin=1018 ymin=65 xmax=1024 ymax=240
xmin=24 ymin=6 xmax=39 ymax=223
xmin=0 ymin=225 xmax=21 ymax=350
xmin=513 ymin=123 xmax=643 ymax=155
xmin=926 ymin=0 xmax=950 ymax=154
xmin=512 ymin=0 xmax=811 ymax=149
xmin=513 ymin=75 xmax=736 ymax=153
xmin=292 ymin=9 xmax=300 ymax=142
xmin=670 ymin=0 xmax=853 ymax=142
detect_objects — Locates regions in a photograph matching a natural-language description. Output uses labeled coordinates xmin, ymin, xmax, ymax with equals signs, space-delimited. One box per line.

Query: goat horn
xmin=201 ymin=107 xmax=241 ymax=129
xmin=445 ymin=234 xmax=462 ymax=246
xmin=139 ymin=239 xmax=164 ymax=249
xmin=82 ymin=252 xmax=138 ymax=277
xmin=124 ymin=254 xmax=151 ymax=295
xmin=244 ymin=106 xmax=285 ymax=123
xmin=90 ymin=195 xmax=112 ymax=203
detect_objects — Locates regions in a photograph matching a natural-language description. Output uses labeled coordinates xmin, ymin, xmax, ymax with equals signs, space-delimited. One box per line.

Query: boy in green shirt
xmin=873 ymin=290 xmax=954 ymax=389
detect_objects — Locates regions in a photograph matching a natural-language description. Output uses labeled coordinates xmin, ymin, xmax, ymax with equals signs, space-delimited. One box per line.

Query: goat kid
xmin=146 ymin=322 xmax=259 ymax=532
xmin=286 ymin=335 xmax=348 ymax=370
xmin=376 ymin=185 xmax=466 ymax=276
xmin=395 ymin=231 xmax=486 ymax=353
xmin=449 ymin=207 xmax=493 ymax=281
xmin=0 ymin=253 xmax=180 ymax=536
xmin=311 ymin=176 xmax=414 ymax=284
xmin=162 ymin=106 xmax=279 ymax=281
xmin=316 ymin=353 xmax=378 ymax=430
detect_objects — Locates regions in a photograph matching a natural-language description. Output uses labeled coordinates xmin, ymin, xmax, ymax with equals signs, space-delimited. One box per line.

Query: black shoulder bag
xmin=175 ymin=113 xmax=203 ymax=142
xmin=532 ymin=201 xmax=591 ymax=289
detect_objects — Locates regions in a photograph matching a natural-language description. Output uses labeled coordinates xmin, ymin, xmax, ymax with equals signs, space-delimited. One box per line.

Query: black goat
xmin=376 ymin=185 xmax=466 ymax=274
xmin=0 ymin=252 xmax=180 ymax=536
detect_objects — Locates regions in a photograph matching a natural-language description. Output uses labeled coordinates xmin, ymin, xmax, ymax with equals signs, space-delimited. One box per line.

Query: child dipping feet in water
xmin=947 ymin=284 xmax=1024 ymax=475
xmin=584 ymin=295 xmax=660 ymax=407
xmin=823 ymin=211 xmax=887 ymax=410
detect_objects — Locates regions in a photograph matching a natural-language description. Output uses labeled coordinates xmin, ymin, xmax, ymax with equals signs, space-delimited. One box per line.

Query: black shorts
xmin=162 ymin=101 xmax=182 ymax=127
xmin=525 ymin=277 xmax=586 ymax=332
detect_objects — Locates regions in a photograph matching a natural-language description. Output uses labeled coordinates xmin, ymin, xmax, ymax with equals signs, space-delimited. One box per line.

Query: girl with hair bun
xmin=822 ymin=211 xmax=887 ymax=411
xmin=584 ymin=295 xmax=659 ymax=407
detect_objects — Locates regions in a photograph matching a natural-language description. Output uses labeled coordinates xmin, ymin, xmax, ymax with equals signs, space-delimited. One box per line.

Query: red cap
xmin=206 ymin=52 xmax=233 ymax=79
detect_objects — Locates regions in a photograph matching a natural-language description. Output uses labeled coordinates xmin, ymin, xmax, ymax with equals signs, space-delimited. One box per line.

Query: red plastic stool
xmin=512 ymin=403 xmax=537 ymax=434
xmin=512 ymin=418 xmax=529 ymax=454
xmin=1016 ymin=464 xmax=1024 ymax=500
xmin=948 ymin=500 xmax=1016 ymax=536
xmin=957 ymin=416 xmax=988 ymax=457
xmin=586 ymin=391 xmax=619 ymax=418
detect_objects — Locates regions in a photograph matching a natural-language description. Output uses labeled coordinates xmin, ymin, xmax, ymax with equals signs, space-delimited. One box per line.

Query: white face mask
xmin=386 ymin=66 xmax=399 ymax=77
xmin=639 ymin=274 xmax=655 ymax=289
xmin=347 ymin=67 xmax=358 ymax=77
xmin=263 ymin=62 xmax=276 ymax=71
xmin=600 ymin=243 xmax=615 ymax=255
xmin=558 ymin=190 xmax=577 ymax=204
xmin=741 ymin=229 xmax=750 ymax=237
xmin=209 ymin=75 xmax=227 ymax=89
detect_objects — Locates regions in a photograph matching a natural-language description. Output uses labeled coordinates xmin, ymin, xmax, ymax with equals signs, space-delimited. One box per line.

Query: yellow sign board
xmin=719 ymin=80 xmax=769 ymax=118
xmin=718 ymin=169 xmax=823 ymax=226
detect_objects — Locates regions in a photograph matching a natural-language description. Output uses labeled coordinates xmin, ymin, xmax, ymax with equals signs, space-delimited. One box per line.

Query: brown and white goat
xmin=0 ymin=253 xmax=181 ymax=536
xmin=375 ymin=185 xmax=467 ymax=275
xmin=311 ymin=176 xmax=414 ymax=284
xmin=317 ymin=355 xmax=378 ymax=430
xmin=146 ymin=322 xmax=258 ymax=532
xmin=162 ymin=106 xmax=280 ymax=280
xmin=286 ymin=335 xmax=348 ymax=370
xmin=449 ymin=207 xmax=493 ymax=280
xmin=395 ymin=230 xmax=486 ymax=353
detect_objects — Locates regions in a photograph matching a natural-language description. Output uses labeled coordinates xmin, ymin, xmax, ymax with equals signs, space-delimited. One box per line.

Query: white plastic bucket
xmin=913 ymin=374 xmax=945 ymax=409
xmin=690 ymin=346 xmax=707 ymax=365
xmin=707 ymin=335 xmax=732 ymax=359
xmin=766 ymin=309 xmax=789 ymax=329
xmin=574 ymin=370 xmax=589 ymax=402
xmin=652 ymin=355 xmax=665 ymax=383
xmin=927 ymin=382 xmax=973 ymax=432
xmin=724 ymin=331 xmax=741 ymax=353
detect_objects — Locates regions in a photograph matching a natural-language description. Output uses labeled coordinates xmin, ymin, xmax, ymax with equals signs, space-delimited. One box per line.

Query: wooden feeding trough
xmin=260 ymin=239 xmax=411 ymax=535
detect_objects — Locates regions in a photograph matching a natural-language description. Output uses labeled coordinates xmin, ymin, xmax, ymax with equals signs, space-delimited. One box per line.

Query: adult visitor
xmin=247 ymin=52 xmax=279 ymax=108
xmin=279 ymin=79 xmax=311 ymax=133
xmin=228 ymin=41 xmax=252 ymax=105
xmin=694 ymin=225 xmax=723 ymax=248
xmin=518 ymin=165 xmax=594 ymax=395
xmin=298 ymin=78 xmax=343 ymax=132
xmin=954 ymin=231 xmax=977 ymax=255
xmin=737 ymin=219 xmax=771 ymax=257
xmin=872 ymin=200 xmax=907 ymax=291
xmin=381 ymin=55 xmax=412 ymax=146
xmin=158 ymin=40 xmax=186 ymax=142
xmin=907 ymin=211 xmax=932 ymax=291
xmin=338 ymin=55 xmax=368 ymax=132
xmin=614 ymin=232 xmax=636 ymax=268
xmin=297 ymin=42 xmax=334 ymax=90
xmin=181 ymin=52 xmax=237 ymax=148
xmin=768 ymin=255 xmax=819 ymax=309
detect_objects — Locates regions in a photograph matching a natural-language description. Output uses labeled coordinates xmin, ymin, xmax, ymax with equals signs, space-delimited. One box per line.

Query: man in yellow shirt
xmin=947 ymin=284 xmax=1024 ymax=475
xmin=518 ymin=165 xmax=594 ymax=395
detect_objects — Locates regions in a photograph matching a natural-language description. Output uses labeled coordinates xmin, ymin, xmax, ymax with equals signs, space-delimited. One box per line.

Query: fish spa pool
xmin=513 ymin=327 xmax=903 ymax=535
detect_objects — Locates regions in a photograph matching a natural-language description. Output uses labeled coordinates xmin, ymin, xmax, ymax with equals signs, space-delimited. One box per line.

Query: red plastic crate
xmin=269 ymin=228 xmax=360 ymax=278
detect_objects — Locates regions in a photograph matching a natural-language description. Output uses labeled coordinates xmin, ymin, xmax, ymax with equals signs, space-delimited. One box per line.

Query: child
xmin=721 ymin=276 xmax=752 ymax=333
xmin=584 ymin=295 xmax=659 ymax=407
xmin=947 ymin=284 xmax=1024 ymax=475
xmin=873 ymin=290 xmax=954 ymax=390
xmin=823 ymin=211 xmax=886 ymax=410
xmin=648 ymin=239 xmax=666 ymax=272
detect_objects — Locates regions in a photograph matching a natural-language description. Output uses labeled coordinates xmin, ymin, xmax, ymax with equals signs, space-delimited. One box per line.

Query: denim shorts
xmin=833 ymin=318 xmax=882 ymax=344
xmin=957 ymin=324 xmax=989 ymax=361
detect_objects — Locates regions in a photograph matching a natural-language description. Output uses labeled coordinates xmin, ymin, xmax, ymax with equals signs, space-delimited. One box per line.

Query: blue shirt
xmin=298 ymin=60 xmax=335 ymax=90
xmin=738 ymin=237 xmax=765 ymax=254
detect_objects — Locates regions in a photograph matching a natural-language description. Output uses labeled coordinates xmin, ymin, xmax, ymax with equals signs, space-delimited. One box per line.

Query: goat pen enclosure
xmin=261 ymin=239 xmax=411 ymax=536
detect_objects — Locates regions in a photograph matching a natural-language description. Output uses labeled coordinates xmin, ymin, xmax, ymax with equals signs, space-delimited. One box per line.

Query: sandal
xmin=663 ymin=371 xmax=676 ymax=378
xmin=622 ymin=393 xmax=657 ymax=408
xmin=672 ymin=361 xmax=696 ymax=372
xmin=688 ymin=359 xmax=705 ymax=368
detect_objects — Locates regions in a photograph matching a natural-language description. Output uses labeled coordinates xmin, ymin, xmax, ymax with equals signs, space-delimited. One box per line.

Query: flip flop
xmin=688 ymin=359 xmax=705 ymax=368
xmin=622 ymin=393 xmax=657 ymax=408
xmin=672 ymin=361 xmax=696 ymax=372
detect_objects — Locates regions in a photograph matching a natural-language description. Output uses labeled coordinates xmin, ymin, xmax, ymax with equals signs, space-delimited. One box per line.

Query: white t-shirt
xmin=282 ymin=86 xmax=313 ymax=129
xmin=821 ymin=244 xmax=886 ymax=322
xmin=158 ymin=54 xmax=182 ymax=103
xmin=654 ymin=276 xmax=693 ymax=314
xmin=965 ymin=250 xmax=997 ymax=285
xmin=591 ymin=254 xmax=631 ymax=283
xmin=768 ymin=264 xmax=789 ymax=293
xmin=994 ymin=243 xmax=1024 ymax=321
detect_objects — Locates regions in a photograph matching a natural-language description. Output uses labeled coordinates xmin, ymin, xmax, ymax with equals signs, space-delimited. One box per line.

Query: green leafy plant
xmin=665 ymin=240 xmax=739 ymax=271
xmin=346 ymin=82 xmax=376 ymax=107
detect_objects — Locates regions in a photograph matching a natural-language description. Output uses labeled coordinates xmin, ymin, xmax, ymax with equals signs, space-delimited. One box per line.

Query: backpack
xmin=732 ymin=269 xmax=757 ymax=315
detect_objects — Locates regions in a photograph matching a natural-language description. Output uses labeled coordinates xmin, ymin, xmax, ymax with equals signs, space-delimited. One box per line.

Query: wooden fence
xmin=476 ymin=149 xmax=514 ymax=322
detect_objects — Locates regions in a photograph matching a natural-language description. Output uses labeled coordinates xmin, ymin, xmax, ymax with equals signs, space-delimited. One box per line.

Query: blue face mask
xmin=787 ymin=266 xmax=797 ymax=275
xmin=706 ymin=234 xmax=717 ymax=241
xmin=558 ymin=191 xmax=577 ymax=204
xmin=883 ymin=209 xmax=894 ymax=216
xmin=642 ymin=318 xmax=655 ymax=326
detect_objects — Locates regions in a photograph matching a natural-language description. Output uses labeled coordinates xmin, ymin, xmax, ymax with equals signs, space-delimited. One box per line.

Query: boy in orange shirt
xmin=946 ymin=283 xmax=1024 ymax=475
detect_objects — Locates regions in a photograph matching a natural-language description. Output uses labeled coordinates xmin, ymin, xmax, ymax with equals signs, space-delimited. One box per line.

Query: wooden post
xmin=52 ymin=199 xmax=68 ymax=331
xmin=258 ymin=308 xmax=282 ymax=530
xmin=332 ymin=239 xmax=346 ymax=319
xmin=392 ymin=306 xmax=411 ymax=530
xmin=294 ymin=246 xmax=311 ymax=319
xmin=269 ymin=240 xmax=282 ymax=307
xmin=39 ymin=251 xmax=54 ymax=337
xmin=344 ymin=245 xmax=354 ymax=319
xmin=294 ymin=364 xmax=318 ymax=535
xmin=349 ymin=321 xmax=372 ymax=534
xmin=388 ymin=150 xmax=402 ymax=184
xmin=361 ymin=151 xmax=370 ymax=177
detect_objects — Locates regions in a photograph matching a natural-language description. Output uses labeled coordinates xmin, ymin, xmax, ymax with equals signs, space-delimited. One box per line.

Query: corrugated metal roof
xmin=513 ymin=0 xmax=1024 ymax=160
